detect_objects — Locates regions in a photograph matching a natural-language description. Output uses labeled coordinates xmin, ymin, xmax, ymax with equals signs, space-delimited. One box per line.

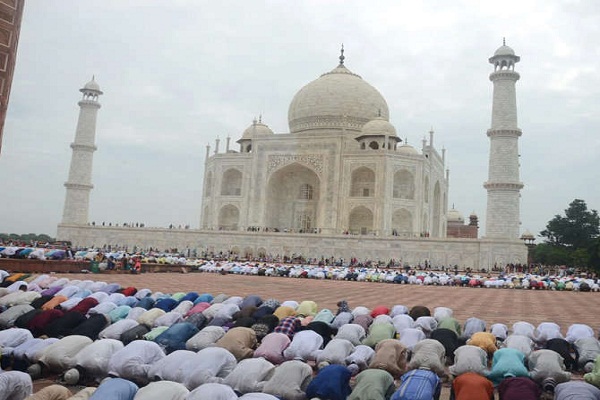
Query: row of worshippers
xmin=0 ymin=274 xmax=600 ymax=398
xmin=193 ymin=261 xmax=600 ymax=291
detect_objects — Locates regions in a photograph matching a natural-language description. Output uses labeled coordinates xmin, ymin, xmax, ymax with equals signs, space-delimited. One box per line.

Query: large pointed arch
xmin=266 ymin=163 xmax=320 ymax=232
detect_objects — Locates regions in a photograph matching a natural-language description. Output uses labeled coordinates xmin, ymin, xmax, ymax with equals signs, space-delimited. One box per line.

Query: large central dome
xmin=288 ymin=59 xmax=389 ymax=134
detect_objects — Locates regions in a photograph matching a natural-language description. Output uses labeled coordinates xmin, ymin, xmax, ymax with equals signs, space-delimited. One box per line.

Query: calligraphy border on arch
xmin=267 ymin=154 xmax=324 ymax=176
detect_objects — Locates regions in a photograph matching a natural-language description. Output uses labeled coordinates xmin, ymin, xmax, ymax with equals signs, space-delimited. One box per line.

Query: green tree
xmin=540 ymin=199 xmax=599 ymax=248
xmin=536 ymin=199 xmax=600 ymax=269
xmin=533 ymin=243 xmax=570 ymax=266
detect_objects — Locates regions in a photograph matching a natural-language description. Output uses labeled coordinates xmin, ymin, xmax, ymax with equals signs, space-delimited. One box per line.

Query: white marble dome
xmin=82 ymin=77 xmax=101 ymax=92
xmin=494 ymin=45 xmax=515 ymax=57
xmin=447 ymin=207 xmax=464 ymax=223
xmin=288 ymin=63 xmax=389 ymax=134
xmin=397 ymin=143 xmax=419 ymax=155
xmin=242 ymin=119 xmax=274 ymax=139
xmin=361 ymin=117 xmax=396 ymax=136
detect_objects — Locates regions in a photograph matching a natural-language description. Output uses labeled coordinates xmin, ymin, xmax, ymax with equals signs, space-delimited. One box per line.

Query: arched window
xmin=205 ymin=171 xmax=213 ymax=197
xmin=350 ymin=167 xmax=375 ymax=197
xmin=218 ymin=205 xmax=239 ymax=231
xmin=299 ymin=184 xmax=313 ymax=200
xmin=392 ymin=209 xmax=413 ymax=236
xmin=432 ymin=182 xmax=441 ymax=237
xmin=393 ymin=169 xmax=415 ymax=199
xmin=221 ymin=168 xmax=242 ymax=196
xmin=348 ymin=206 xmax=373 ymax=235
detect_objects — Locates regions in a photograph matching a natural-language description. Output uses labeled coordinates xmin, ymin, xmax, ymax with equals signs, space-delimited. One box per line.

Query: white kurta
xmin=283 ymin=330 xmax=323 ymax=362
xmin=39 ymin=335 xmax=93 ymax=372
xmin=261 ymin=360 xmax=313 ymax=400
xmin=449 ymin=345 xmax=488 ymax=376
xmin=223 ymin=357 xmax=275 ymax=394
xmin=182 ymin=347 xmax=237 ymax=390
xmin=75 ymin=338 xmax=124 ymax=379
xmin=107 ymin=341 xmax=165 ymax=382
xmin=132 ymin=381 xmax=189 ymax=400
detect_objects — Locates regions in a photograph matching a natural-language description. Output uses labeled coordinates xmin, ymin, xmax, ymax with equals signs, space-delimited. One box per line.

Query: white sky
xmin=0 ymin=0 xmax=599 ymax=240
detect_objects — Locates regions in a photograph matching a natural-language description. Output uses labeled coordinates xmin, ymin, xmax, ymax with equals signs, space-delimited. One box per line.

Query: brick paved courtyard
xmin=55 ymin=271 xmax=600 ymax=332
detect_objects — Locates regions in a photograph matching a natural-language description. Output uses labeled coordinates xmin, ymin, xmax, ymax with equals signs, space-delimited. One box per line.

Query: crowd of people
xmin=1 ymin=270 xmax=600 ymax=399
xmin=1 ymin=244 xmax=597 ymax=293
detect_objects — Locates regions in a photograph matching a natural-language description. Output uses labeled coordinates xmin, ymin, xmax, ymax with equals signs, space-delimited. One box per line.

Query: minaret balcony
xmin=489 ymin=70 xmax=520 ymax=81
xmin=483 ymin=182 xmax=524 ymax=190
xmin=486 ymin=129 xmax=522 ymax=138
xmin=64 ymin=182 xmax=94 ymax=190
xmin=70 ymin=143 xmax=97 ymax=151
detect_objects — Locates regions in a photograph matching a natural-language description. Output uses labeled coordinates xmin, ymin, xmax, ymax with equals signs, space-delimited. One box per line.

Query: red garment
xmin=28 ymin=309 xmax=65 ymax=336
xmin=371 ymin=305 xmax=390 ymax=318
xmin=452 ymin=372 xmax=494 ymax=400
xmin=498 ymin=377 xmax=541 ymax=400
xmin=69 ymin=297 xmax=99 ymax=314
xmin=121 ymin=287 xmax=137 ymax=297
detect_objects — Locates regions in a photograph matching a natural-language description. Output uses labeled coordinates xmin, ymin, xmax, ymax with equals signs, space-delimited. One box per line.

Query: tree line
xmin=533 ymin=199 xmax=600 ymax=270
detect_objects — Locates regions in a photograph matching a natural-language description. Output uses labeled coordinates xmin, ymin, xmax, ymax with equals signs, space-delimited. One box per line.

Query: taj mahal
xmin=56 ymin=42 xmax=528 ymax=269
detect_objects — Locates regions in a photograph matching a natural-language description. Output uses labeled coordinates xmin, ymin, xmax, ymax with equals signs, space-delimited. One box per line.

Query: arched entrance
xmin=218 ymin=205 xmax=239 ymax=231
xmin=392 ymin=208 xmax=413 ymax=237
xmin=348 ymin=206 xmax=373 ymax=235
xmin=266 ymin=163 xmax=320 ymax=232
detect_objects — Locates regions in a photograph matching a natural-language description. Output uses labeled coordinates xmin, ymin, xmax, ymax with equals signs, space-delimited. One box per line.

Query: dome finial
xmin=503 ymin=37 xmax=506 ymax=46
xmin=339 ymin=43 xmax=345 ymax=66
xmin=259 ymin=113 xmax=262 ymax=123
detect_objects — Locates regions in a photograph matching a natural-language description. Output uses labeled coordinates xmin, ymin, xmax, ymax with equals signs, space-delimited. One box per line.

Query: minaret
xmin=61 ymin=77 xmax=103 ymax=225
xmin=484 ymin=40 xmax=523 ymax=239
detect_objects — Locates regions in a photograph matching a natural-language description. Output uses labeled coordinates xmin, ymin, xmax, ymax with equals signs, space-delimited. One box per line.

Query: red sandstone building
xmin=0 ymin=0 xmax=24 ymax=154
xmin=446 ymin=207 xmax=479 ymax=239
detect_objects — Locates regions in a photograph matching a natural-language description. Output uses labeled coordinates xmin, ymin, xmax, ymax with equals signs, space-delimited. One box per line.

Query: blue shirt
xmin=391 ymin=369 xmax=441 ymax=400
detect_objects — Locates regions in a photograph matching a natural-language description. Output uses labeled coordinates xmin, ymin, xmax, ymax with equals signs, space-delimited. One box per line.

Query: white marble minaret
xmin=484 ymin=40 xmax=524 ymax=239
xmin=61 ymin=77 xmax=103 ymax=225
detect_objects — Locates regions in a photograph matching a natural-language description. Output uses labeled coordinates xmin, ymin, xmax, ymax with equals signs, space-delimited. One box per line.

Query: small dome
xmin=361 ymin=117 xmax=396 ymax=136
xmin=397 ymin=143 xmax=419 ymax=155
xmin=494 ymin=45 xmax=515 ymax=56
xmin=241 ymin=119 xmax=274 ymax=139
xmin=469 ymin=211 xmax=478 ymax=218
xmin=520 ymin=230 xmax=535 ymax=240
xmin=447 ymin=207 xmax=464 ymax=223
xmin=82 ymin=77 xmax=101 ymax=92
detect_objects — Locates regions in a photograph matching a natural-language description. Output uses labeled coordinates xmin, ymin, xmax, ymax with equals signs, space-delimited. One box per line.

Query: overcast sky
xmin=0 ymin=0 xmax=598 ymax=241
